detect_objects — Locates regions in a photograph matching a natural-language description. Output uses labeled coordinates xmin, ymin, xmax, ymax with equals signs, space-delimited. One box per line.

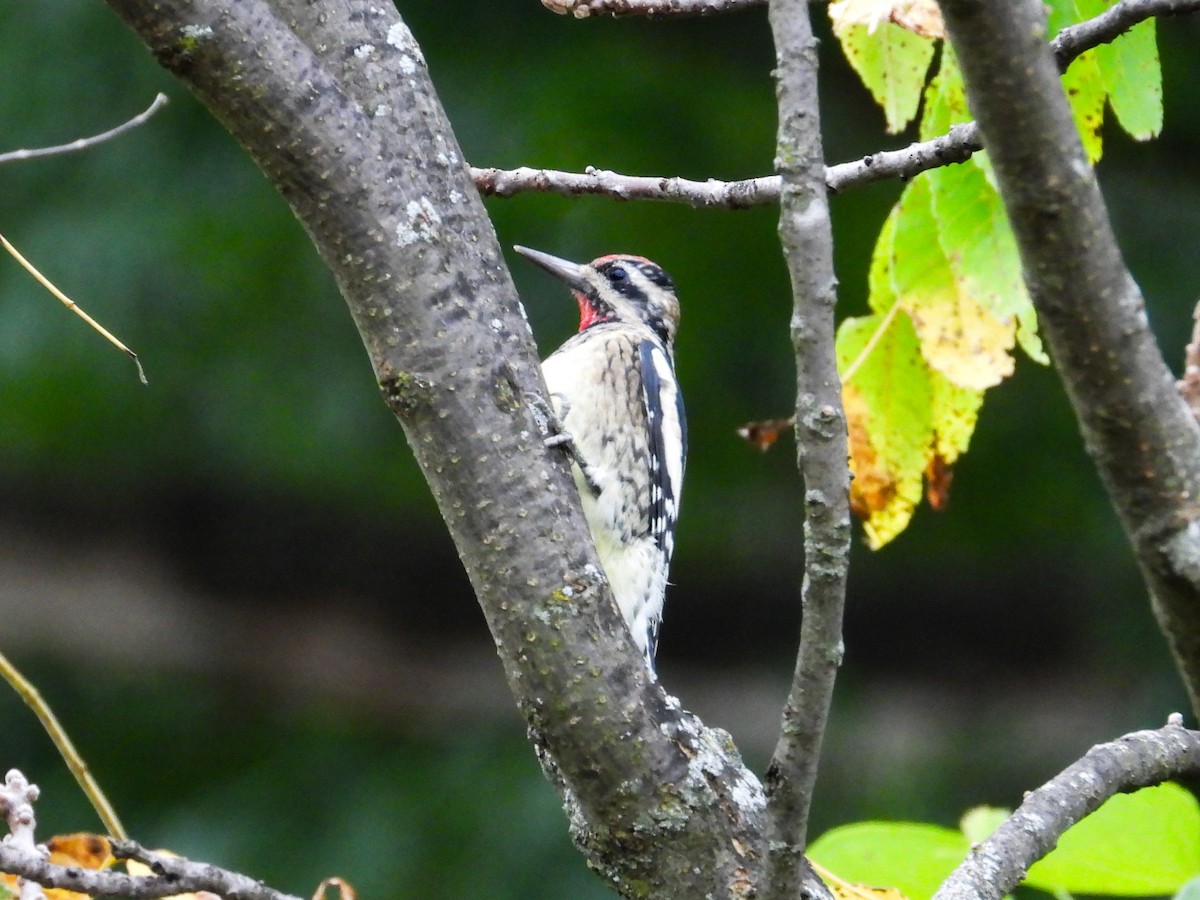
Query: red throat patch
xmin=574 ymin=291 xmax=608 ymax=332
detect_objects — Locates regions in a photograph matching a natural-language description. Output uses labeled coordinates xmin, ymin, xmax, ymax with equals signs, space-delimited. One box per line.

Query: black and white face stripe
xmin=589 ymin=256 xmax=680 ymax=347
xmin=596 ymin=258 xmax=676 ymax=296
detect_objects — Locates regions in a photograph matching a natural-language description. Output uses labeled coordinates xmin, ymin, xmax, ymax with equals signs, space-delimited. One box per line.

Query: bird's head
xmin=515 ymin=245 xmax=681 ymax=347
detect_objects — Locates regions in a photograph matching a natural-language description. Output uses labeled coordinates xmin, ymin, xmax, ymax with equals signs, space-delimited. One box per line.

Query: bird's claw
xmin=525 ymin=391 xmax=569 ymax=443
xmin=525 ymin=391 xmax=600 ymax=497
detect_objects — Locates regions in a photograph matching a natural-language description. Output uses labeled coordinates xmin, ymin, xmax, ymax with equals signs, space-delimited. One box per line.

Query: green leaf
xmin=1061 ymin=45 xmax=1107 ymax=163
xmin=831 ymin=21 xmax=936 ymax=133
xmin=1097 ymin=17 xmax=1162 ymax=139
xmin=893 ymin=175 xmax=1018 ymax=389
xmin=838 ymin=310 xmax=931 ymax=548
xmin=839 ymin=311 xmax=933 ymax=469
xmin=1045 ymin=0 xmax=1080 ymax=29
xmin=868 ymin=207 xmax=899 ymax=314
xmin=919 ymin=46 xmax=1000 ymax=191
xmin=1025 ymin=782 xmax=1200 ymax=895
xmin=809 ymin=821 xmax=969 ymax=900
xmin=926 ymin=161 xmax=1047 ymax=364
xmin=919 ymin=44 xmax=969 ymax=142
xmin=959 ymin=805 xmax=1009 ymax=845
xmin=929 ymin=371 xmax=983 ymax=464
xmin=1072 ymin=0 xmax=1162 ymax=141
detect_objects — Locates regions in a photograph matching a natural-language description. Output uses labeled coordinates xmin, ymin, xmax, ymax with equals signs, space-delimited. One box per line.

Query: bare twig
xmin=475 ymin=0 xmax=1199 ymax=206
xmin=934 ymin=718 xmax=1200 ymax=900
xmin=471 ymin=123 xmax=985 ymax=204
xmin=540 ymin=0 xmax=762 ymax=16
xmin=0 ymin=654 xmax=127 ymax=841
xmin=0 ymin=232 xmax=147 ymax=384
xmin=0 ymin=93 xmax=168 ymax=166
xmin=472 ymin=165 xmax=777 ymax=208
xmin=824 ymin=123 xmax=983 ymax=192
xmin=762 ymin=0 xmax=849 ymax=898
xmin=0 ymin=831 xmax=304 ymax=900
xmin=1 ymin=771 xmax=44 ymax=900
xmin=114 ymin=841 xmax=305 ymax=900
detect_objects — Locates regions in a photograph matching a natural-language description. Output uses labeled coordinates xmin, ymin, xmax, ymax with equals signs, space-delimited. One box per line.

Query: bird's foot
xmin=525 ymin=392 xmax=601 ymax=497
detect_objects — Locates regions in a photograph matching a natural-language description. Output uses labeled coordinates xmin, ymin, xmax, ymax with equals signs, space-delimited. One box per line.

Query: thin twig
xmin=472 ymin=165 xmax=777 ymax=208
xmin=934 ymin=718 xmax=1200 ymax=900
xmin=474 ymin=0 xmax=1199 ymax=205
xmin=0 ymin=652 xmax=128 ymax=840
xmin=0 ymin=93 xmax=168 ymax=166
xmin=0 ymin=232 xmax=147 ymax=384
xmin=0 ymin=836 xmax=304 ymax=900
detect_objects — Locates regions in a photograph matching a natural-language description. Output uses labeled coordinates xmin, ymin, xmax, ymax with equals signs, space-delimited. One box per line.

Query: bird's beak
xmin=514 ymin=245 xmax=589 ymax=292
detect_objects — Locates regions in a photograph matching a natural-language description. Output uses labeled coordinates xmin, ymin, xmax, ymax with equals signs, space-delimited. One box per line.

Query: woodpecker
xmin=516 ymin=245 xmax=686 ymax=669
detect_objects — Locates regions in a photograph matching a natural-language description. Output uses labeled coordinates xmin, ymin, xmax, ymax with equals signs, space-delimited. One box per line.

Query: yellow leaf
xmin=1 ymin=834 xmax=115 ymax=900
xmin=892 ymin=177 xmax=1017 ymax=390
xmin=830 ymin=20 xmax=937 ymax=133
xmin=45 ymin=833 xmax=113 ymax=870
xmin=839 ymin=312 xmax=931 ymax=548
xmin=1061 ymin=48 xmax=1106 ymax=164
xmin=812 ymin=858 xmax=915 ymax=900
xmin=929 ymin=369 xmax=983 ymax=465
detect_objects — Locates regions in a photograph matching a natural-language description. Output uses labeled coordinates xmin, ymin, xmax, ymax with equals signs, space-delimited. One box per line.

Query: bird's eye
xmin=608 ymin=266 xmax=628 ymax=282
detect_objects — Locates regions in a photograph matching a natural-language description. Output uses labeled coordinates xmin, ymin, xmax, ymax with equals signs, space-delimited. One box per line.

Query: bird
xmin=514 ymin=245 xmax=686 ymax=669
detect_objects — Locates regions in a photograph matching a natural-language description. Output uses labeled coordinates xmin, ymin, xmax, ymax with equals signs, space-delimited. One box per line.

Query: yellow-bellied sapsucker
xmin=516 ymin=245 xmax=686 ymax=669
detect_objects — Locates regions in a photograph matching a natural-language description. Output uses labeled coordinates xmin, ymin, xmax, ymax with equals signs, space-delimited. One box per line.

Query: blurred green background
xmin=1 ymin=2 xmax=1198 ymax=898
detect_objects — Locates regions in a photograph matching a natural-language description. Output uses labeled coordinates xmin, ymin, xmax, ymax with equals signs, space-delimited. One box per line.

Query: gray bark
xmin=28 ymin=1 xmax=1197 ymax=898
xmin=934 ymin=722 xmax=1200 ymax=900
xmin=941 ymin=0 xmax=1200 ymax=718
xmin=762 ymin=2 xmax=849 ymax=899
xmin=101 ymin=0 xmax=769 ymax=895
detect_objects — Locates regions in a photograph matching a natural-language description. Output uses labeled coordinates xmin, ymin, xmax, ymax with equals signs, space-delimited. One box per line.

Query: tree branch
xmin=1 ymin=772 xmax=298 ymax=900
xmin=1051 ymin=0 xmax=1200 ymax=67
xmin=0 ymin=839 xmax=303 ymax=900
xmin=101 ymin=1 xmax=769 ymax=895
xmin=540 ymin=0 xmax=762 ymax=17
xmin=472 ymin=165 xmax=779 ymax=208
xmin=0 ymin=94 xmax=168 ymax=166
xmin=475 ymin=0 xmax=1200 ymax=206
xmin=934 ymin=719 xmax=1200 ymax=900
xmin=940 ymin=0 xmax=1200 ymax=717
xmin=761 ymin=2 xmax=849 ymax=899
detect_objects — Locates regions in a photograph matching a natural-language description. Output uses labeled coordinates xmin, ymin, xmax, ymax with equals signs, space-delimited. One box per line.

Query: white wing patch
xmin=639 ymin=340 xmax=686 ymax=561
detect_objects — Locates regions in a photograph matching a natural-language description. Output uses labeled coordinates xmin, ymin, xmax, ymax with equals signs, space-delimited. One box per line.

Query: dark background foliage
xmin=1 ymin=3 xmax=1198 ymax=897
